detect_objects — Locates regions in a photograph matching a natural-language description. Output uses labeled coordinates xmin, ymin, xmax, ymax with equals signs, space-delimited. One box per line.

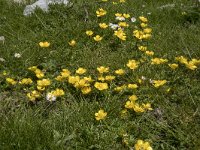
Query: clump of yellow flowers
xmin=134 ymin=139 xmax=153 ymax=150
xmin=95 ymin=109 xmax=107 ymax=120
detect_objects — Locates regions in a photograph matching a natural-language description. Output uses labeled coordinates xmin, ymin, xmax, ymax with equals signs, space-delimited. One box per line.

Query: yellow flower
xmin=27 ymin=90 xmax=41 ymax=102
xmin=128 ymin=84 xmax=138 ymax=89
xmin=96 ymin=8 xmax=107 ymax=17
xmin=94 ymin=82 xmax=108 ymax=91
xmin=185 ymin=62 xmax=197 ymax=70
xmin=114 ymin=85 xmax=126 ymax=92
xmin=102 ymin=0 xmax=107 ymax=1
xmin=34 ymin=69 xmax=44 ymax=78
xmin=123 ymin=13 xmax=130 ymax=18
xmin=143 ymin=28 xmax=152 ymax=34
xmin=76 ymin=67 xmax=87 ymax=75
xmin=125 ymin=101 xmax=134 ymax=109
xmin=168 ymin=63 xmax=178 ymax=70
xmin=115 ymin=13 xmax=122 ymax=17
xmin=6 ymin=78 xmax=17 ymax=85
xmin=97 ymin=66 xmax=109 ymax=74
xmin=145 ymin=51 xmax=154 ymax=56
xmin=139 ymin=16 xmax=148 ymax=22
xmin=99 ymin=23 xmax=108 ymax=29
xmin=95 ymin=109 xmax=107 ymax=120
xmin=68 ymin=76 xmax=80 ymax=84
xmin=74 ymin=79 xmax=89 ymax=88
xmin=151 ymin=58 xmax=168 ymax=65
xmin=94 ymin=35 xmax=103 ymax=42
xmin=61 ymin=69 xmax=71 ymax=77
xmin=37 ymin=79 xmax=51 ymax=87
xmin=51 ymin=88 xmax=65 ymax=96
xmin=127 ymin=60 xmax=139 ymax=70
xmin=39 ymin=41 xmax=50 ymax=48
xmin=138 ymin=46 xmax=147 ymax=51
xmin=105 ymin=75 xmax=115 ymax=81
xmin=134 ymin=140 xmax=153 ymax=150
xmin=37 ymin=86 xmax=45 ymax=91
xmin=68 ymin=40 xmax=76 ymax=46
xmin=81 ymin=86 xmax=92 ymax=94
xmin=19 ymin=78 xmax=33 ymax=85
xmin=118 ymin=22 xmax=129 ymax=27
xmin=133 ymin=30 xmax=144 ymax=40
xmin=175 ymin=56 xmax=188 ymax=64
xmin=142 ymin=103 xmax=153 ymax=111
xmin=86 ymin=30 xmax=94 ymax=36
xmin=83 ymin=76 xmax=93 ymax=82
xmin=129 ymin=95 xmax=138 ymax=102
xmin=114 ymin=29 xmax=126 ymax=41
xmin=115 ymin=69 xmax=125 ymax=75
xmin=140 ymin=23 xmax=148 ymax=28
xmin=119 ymin=0 xmax=126 ymax=3
xmin=153 ymin=80 xmax=167 ymax=88
xmin=133 ymin=103 xmax=145 ymax=113
xmin=28 ymin=66 xmax=37 ymax=71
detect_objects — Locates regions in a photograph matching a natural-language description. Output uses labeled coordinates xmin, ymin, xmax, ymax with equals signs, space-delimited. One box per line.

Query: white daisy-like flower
xmin=14 ymin=53 xmax=21 ymax=58
xmin=115 ymin=16 xmax=125 ymax=21
xmin=0 ymin=58 xmax=5 ymax=62
xmin=46 ymin=92 xmax=56 ymax=102
xmin=149 ymin=79 xmax=154 ymax=84
xmin=131 ymin=17 xmax=136 ymax=22
xmin=109 ymin=23 xmax=120 ymax=30
xmin=141 ymin=76 xmax=146 ymax=80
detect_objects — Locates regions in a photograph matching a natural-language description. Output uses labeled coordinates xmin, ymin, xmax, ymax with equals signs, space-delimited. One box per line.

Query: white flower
xmin=149 ymin=79 xmax=154 ymax=84
xmin=141 ymin=76 xmax=146 ymax=80
xmin=131 ymin=17 xmax=136 ymax=22
xmin=14 ymin=53 xmax=21 ymax=58
xmin=115 ymin=16 xmax=125 ymax=21
xmin=46 ymin=92 xmax=56 ymax=102
xmin=0 ymin=58 xmax=5 ymax=62
xmin=109 ymin=23 xmax=119 ymax=30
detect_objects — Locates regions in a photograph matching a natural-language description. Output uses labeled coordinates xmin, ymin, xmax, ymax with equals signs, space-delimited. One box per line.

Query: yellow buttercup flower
xmin=142 ymin=103 xmax=153 ymax=111
xmin=125 ymin=101 xmax=134 ymax=109
xmin=37 ymin=79 xmax=51 ymax=87
xmin=185 ymin=62 xmax=197 ymax=70
xmin=168 ymin=63 xmax=178 ymax=70
xmin=153 ymin=80 xmax=167 ymax=88
xmin=97 ymin=66 xmax=109 ymax=74
xmin=143 ymin=28 xmax=152 ymax=34
xmin=6 ymin=78 xmax=17 ymax=85
xmin=115 ymin=69 xmax=125 ymax=75
xmin=39 ymin=41 xmax=50 ymax=48
xmin=128 ymin=84 xmax=138 ymax=89
xmin=27 ymin=90 xmax=41 ymax=102
xmin=105 ymin=75 xmax=115 ymax=81
xmin=145 ymin=51 xmax=154 ymax=56
xmin=99 ymin=23 xmax=108 ymax=29
xmin=19 ymin=78 xmax=33 ymax=85
xmin=81 ymin=86 xmax=92 ymax=94
xmin=96 ymin=8 xmax=107 ymax=17
xmin=34 ymin=69 xmax=44 ymax=79
xmin=139 ymin=16 xmax=148 ymax=22
xmin=115 ymin=13 xmax=122 ymax=17
xmin=94 ymin=82 xmax=108 ymax=91
xmin=151 ymin=58 xmax=168 ymax=65
xmin=68 ymin=76 xmax=80 ymax=84
xmin=51 ymin=88 xmax=65 ymax=97
xmin=68 ymin=40 xmax=76 ymax=46
xmin=94 ymin=35 xmax=103 ymax=42
xmin=133 ymin=103 xmax=145 ymax=113
xmin=127 ymin=60 xmax=139 ymax=70
xmin=76 ymin=68 xmax=87 ymax=75
xmin=95 ymin=109 xmax=107 ymax=120
xmin=118 ymin=22 xmax=129 ymax=27
xmin=129 ymin=95 xmax=138 ymax=102
xmin=86 ymin=30 xmax=94 ymax=36
xmin=140 ymin=23 xmax=148 ymax=28
xmin=123 ymin=13 xmax=130 ymax=18
xmin=114 ymin=29 xmax=126 ymax=41
xmin=134 ymin=139 xmax=153 ymax=150
xmin=138 ymin=46 xmax=147 ymax=51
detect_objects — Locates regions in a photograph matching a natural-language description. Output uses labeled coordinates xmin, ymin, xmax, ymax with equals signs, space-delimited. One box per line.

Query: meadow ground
xmin=0 ymin=0 xmax=200 ymax=149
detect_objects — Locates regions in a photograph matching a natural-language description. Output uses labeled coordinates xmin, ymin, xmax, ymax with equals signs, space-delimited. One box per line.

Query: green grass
xmin=0 ymin=0 xmax=200 ymax=149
